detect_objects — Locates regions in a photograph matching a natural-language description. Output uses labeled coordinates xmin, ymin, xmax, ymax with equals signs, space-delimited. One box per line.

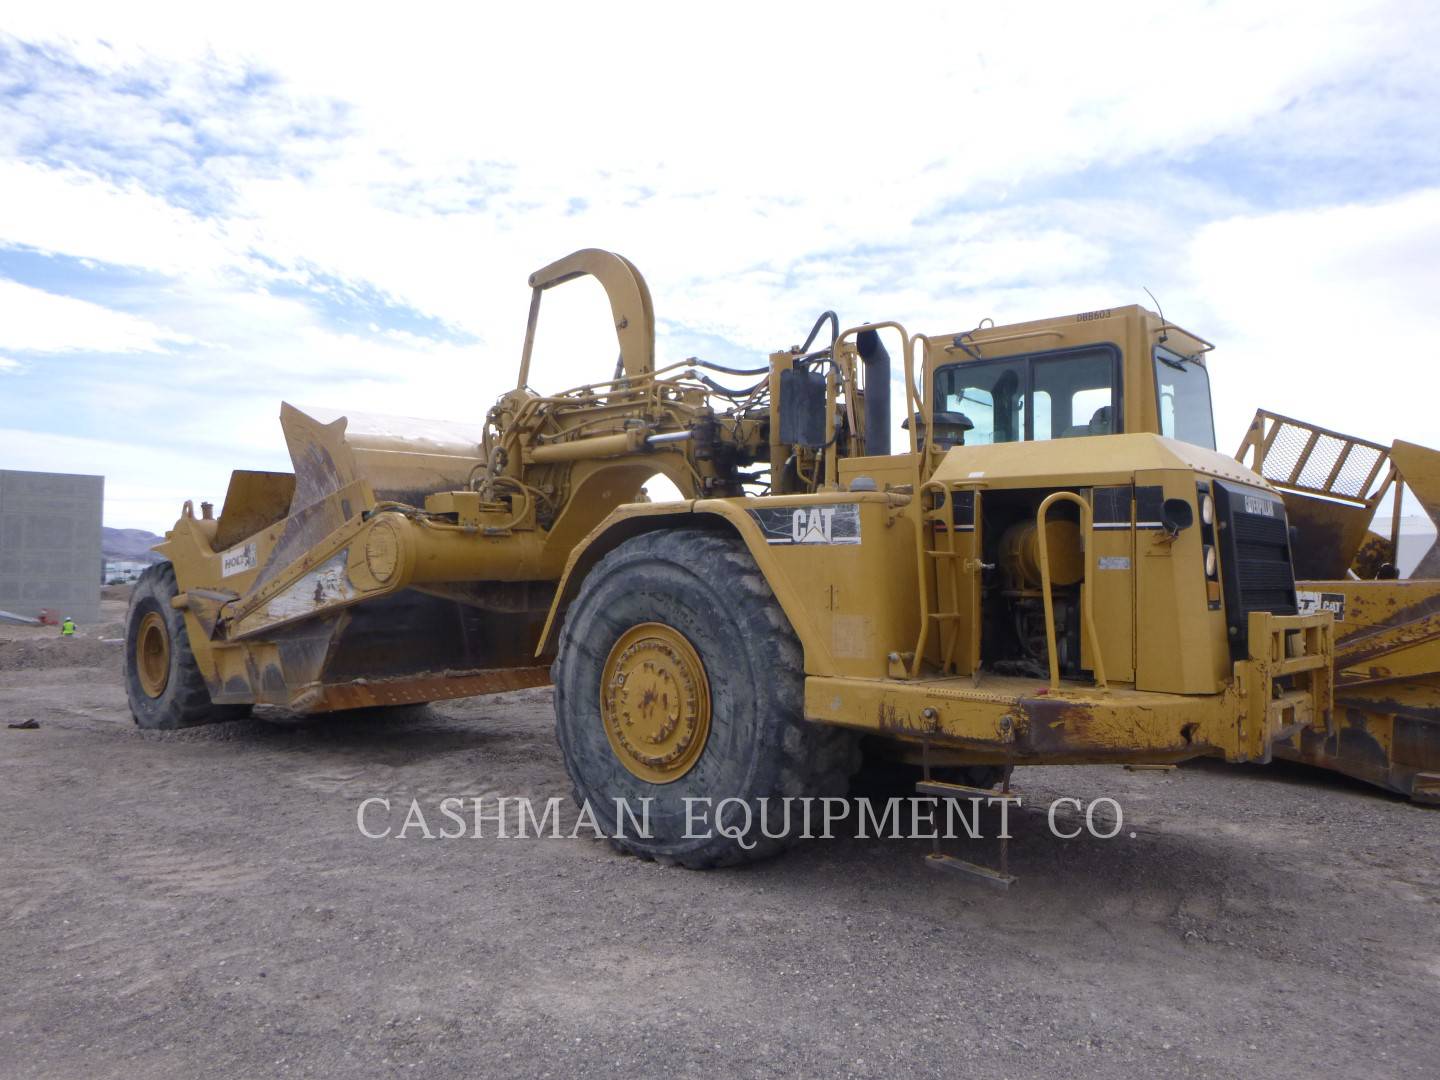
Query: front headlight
xmin=1200 ymin=493 xmax=1215 ymax=526
xmin=1204 ymin=544 xmax=1218 ymax=578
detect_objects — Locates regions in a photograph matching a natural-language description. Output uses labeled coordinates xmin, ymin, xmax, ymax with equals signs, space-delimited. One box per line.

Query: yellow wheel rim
xmin=136 ymin=611 xmax=171 ymax=698
xmin=601 ymin=622 xmax=712 ymax=784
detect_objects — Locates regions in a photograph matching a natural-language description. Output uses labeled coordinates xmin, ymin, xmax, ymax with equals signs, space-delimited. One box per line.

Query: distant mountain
xmin=103 ymin=527 xmax=166 ymax=563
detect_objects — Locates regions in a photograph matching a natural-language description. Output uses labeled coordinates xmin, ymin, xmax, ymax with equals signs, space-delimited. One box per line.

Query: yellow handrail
xmin=1035 ymin=491 xmax=1107 ymax=691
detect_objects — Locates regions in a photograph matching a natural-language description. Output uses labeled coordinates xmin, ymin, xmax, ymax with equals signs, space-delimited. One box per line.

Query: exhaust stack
xmin=856 ymin=329 xmax=891 ymax=457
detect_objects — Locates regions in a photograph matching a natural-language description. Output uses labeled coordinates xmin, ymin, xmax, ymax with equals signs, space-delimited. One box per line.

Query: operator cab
xmin=922 ymin=305 xmax=1217 ymax=452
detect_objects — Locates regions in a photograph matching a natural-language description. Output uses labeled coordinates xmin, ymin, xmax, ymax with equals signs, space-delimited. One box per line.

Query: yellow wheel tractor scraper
xmin=1237 ymin=411 xmax=1440 ymax=803
xmin=127 ymin=249 xmax=1341 ymax=877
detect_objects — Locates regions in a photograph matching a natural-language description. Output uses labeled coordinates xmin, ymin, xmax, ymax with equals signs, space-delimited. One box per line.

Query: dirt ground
xmin=1 ymin=591 xmax=1437 ymax=1079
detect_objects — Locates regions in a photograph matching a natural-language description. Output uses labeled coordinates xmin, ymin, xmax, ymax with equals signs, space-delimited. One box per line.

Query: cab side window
xmin=1032 ymin=352 xmax=1115 ymax=439
xmin=933 ymin=345 xmax=1120 ymax=444
xmin=936 ymin=360 xmax=1024 ymax=445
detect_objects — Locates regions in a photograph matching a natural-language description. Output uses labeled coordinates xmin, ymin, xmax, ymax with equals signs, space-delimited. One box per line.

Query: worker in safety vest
xmin=60 ymin=616 xmax=76 ymax=636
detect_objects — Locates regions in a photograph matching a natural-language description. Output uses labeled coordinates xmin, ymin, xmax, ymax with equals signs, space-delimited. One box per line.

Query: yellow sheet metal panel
xmin=734 ymin=496 xmax=920 ymax=679
xmin=1134 ymin=468 xmax=1231 ymax=695
xmin=1389 ymin=440 xmax=1440 ymax=576
xmin=1088 ymin=513 xmax=1136 ymax=684
xmin=930 ymin=432 xmax=1258 ymax=490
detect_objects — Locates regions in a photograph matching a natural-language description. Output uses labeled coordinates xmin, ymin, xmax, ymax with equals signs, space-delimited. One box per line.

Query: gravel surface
xmin=1 ymin=597 xmax=1437 ymax=1078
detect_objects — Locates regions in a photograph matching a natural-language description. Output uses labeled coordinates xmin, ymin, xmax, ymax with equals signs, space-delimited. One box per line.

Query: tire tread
xmin=125 ymin=562 xmax=251 ymax=729
xmin=552 ymin=528 xmax=858 ymax=869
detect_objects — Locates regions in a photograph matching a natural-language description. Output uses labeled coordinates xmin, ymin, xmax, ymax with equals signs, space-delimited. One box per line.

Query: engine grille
xmin=1213 ymin=480 xmax=1298 ymax=659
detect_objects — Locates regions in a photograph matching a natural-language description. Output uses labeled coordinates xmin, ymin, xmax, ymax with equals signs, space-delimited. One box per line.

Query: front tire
xmin=125 ymin=562 xmax=251 ymax=730
xmin=552 ymin=528 xmax=858 ymax=868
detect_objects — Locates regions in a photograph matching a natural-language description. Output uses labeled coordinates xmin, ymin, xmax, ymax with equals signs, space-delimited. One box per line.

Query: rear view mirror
xmin=779 ymin=368 xmax=827 ymax=448
xmin=1162 ymin=498 xmax=1194 ymax=536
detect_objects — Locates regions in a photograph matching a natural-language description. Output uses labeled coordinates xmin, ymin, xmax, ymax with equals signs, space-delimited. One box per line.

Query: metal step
xmin=915 ymin=779 xmax=1012 ymax=801
xmin=924 ymin=852 xmax=1015 ymax=889
xmin=916 ymin=775 xmax=1018 ymax=888
xmin=1412 ymin=773 xmax=1440 ymax=805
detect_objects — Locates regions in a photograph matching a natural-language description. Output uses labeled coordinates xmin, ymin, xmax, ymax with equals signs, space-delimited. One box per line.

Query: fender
xmin=536 ymin=499 xmax=839 ymax=676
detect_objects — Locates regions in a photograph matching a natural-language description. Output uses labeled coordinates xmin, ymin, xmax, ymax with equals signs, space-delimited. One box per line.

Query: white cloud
xmin=0 ymin=278 xmax=192 ymax=353
xmin=0 ymin=161 xmax=243 ymax=278
xmin=1184 ymin=187 xmax=1440 ymax=452
xmin=7 ymin=1 xmax=1432 ymax=316
xmin=0 ymin=1 xmax=1437 ymax=528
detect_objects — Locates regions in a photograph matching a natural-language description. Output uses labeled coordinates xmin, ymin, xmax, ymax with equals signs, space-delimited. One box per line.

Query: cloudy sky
xmin=2 ymin=1 xmax=1438 ymax=530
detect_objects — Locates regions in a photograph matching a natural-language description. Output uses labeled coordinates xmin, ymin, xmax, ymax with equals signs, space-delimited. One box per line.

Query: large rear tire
xmin=552 ymin=528 xmax=859 ymax=868
xmin=125 ymin=562 xmax=252 ymax=730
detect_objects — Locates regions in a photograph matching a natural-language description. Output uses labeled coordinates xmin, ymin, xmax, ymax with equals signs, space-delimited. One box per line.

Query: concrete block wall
xmin=0 ymin=469 xmax=104 ymax=624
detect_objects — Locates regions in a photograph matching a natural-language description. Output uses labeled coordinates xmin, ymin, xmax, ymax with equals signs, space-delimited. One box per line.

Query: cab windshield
xmin=932 ymin=345 xmax=1119 ymax=445
xmin=1153 ymin=346 xmax=1216 ymax=450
